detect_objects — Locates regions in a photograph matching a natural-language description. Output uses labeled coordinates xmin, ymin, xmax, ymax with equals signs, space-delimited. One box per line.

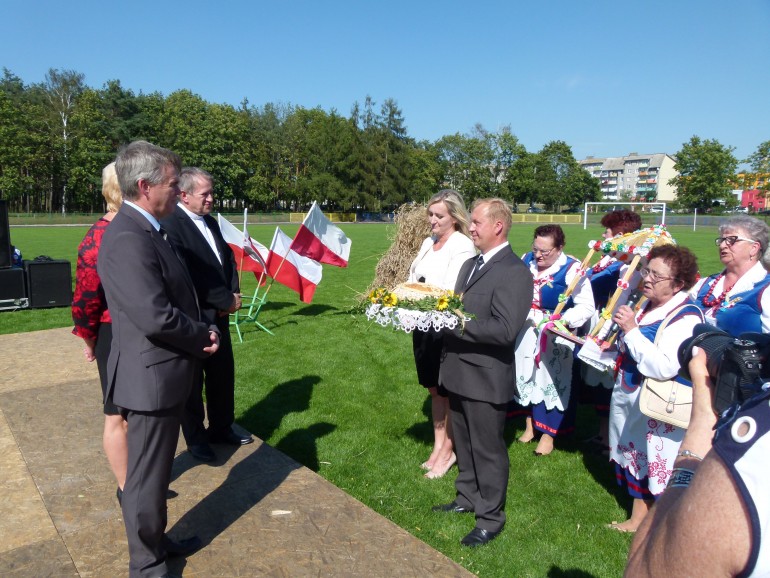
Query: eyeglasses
xmin=715 ymin=235 xmax=756 ymax=247
xmin=531 ymin=246 xmax=554 ymax=257
xmin=639 ymin=267 xmax=673 ymax=284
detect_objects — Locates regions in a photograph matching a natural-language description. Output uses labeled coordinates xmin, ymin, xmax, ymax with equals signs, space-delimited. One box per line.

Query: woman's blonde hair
xmin=102 ymin=162 xmax=123 ymax=213
xmin=427 ymin=189 xmax=470 ymax=237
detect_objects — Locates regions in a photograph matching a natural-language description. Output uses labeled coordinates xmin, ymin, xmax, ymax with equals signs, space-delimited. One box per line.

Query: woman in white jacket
xmin=407 ymin=190 xmax=475 ymax=478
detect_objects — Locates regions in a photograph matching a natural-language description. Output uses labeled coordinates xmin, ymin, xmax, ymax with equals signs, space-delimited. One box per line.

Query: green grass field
xmin=1 ymin=221 xmax=725 ymax=577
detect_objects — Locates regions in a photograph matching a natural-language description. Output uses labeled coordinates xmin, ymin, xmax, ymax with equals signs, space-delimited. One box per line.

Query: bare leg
xmin=609 ymin=498 xmax=653 ymax=532
xmin=425 ymin=394 xmax=456 ymax=479
xmin=104 ymin=414 xmax=128 ymax=489
xmin=518 ymin=416 xmax=536 ymax=443
xmin=534 ymin=432 xmax=555 ymax=456
xmin=423 ymin=388 xmax=450 ymax=470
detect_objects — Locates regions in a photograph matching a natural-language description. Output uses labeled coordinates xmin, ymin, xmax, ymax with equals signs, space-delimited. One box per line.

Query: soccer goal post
xmin=582 ymin=202 xmax=666 ymax=229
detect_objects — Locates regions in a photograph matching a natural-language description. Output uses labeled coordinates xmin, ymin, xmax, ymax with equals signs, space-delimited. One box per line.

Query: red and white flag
xmin=291 ymin=201 xmax=351 ymax=267
xmin=218 ymin=212 xmax=269 ymax=282
xmin=268 ymin=227 xmax=322 ymax=303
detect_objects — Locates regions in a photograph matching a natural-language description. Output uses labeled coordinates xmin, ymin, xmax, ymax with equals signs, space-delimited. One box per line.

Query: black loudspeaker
xmin=23 ymin=259 xmax=73 ymax=308
xmin=0 ymin=268 xmax=26 ymax=303
xmin=0 ymin=200 xmax=11 ymax=269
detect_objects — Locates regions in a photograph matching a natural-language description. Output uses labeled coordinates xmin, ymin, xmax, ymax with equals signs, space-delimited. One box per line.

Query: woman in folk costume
xmin=689 ymin=216 xmax=770 ymax=336
xmin=512 ymin=224 xmax=595 ymax=456
xmin=582 ymin=210 xmax=643 ymax=451
xmin=608 ymin=244 xmax=701 ymax=532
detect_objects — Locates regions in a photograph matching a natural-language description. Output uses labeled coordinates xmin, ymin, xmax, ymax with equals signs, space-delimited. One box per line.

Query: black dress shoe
xmin=163 ymin=534 xmax=202 ymax=557
xmin=432 ymin=501 xmax=473 ymax=514
xmin=188 ymin=443 xmax=216 ymax=462
xmin=209 ymin=429 xmax=253 ymax=446
xmin=460 ymin=526 xmax=502 ymax=547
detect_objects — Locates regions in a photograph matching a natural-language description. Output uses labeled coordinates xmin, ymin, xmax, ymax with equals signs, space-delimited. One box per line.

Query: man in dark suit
xmin=161 ymin=167 xmax=252 ymax=462
xmin=433 ymin=198 xmax=532 ymax=547
xmin=98 ymin=141 xmax=220 ymax=578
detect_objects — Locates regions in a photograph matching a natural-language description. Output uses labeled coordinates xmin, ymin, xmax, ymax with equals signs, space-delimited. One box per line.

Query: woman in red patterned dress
xmin=71 ymin=162 xmax=127 ymax=497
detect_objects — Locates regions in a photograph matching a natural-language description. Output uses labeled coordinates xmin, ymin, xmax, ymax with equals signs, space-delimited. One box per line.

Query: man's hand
xmin=688 ymin=347 xmax=719 ymax=425
xmin=203 ymin=331 xmax=220 ymax=355
xmin=226 ymin=292 xmax=242 ymax=314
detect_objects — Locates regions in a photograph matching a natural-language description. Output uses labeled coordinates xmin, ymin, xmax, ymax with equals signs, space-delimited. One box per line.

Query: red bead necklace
xmin=701 ymin=272 xmax=735 ymax=311
xmin=592 ymin=256 xmax=614 ymax=274
xmin=635 ymin=302 xmax=653 ymax=324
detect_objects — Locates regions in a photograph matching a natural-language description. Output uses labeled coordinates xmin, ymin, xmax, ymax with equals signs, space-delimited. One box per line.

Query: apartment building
xmin=579 ymin=153 xmax=678 ymax=202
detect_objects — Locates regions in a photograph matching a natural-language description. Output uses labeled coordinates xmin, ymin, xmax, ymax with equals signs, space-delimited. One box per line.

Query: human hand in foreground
xmin=219 ymin=293 xmax=243 ymax=317
xmin=687 ymin=346 xmax=720 ymax=428
xmin=203 ymin=331 xmax=220 ymax=355
xmin=613 ymin=304 xmax=637 ymax=333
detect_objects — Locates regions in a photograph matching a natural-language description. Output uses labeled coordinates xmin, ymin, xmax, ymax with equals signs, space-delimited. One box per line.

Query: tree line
xmin=0 ymin=68 xmax=603 ymax=215
xmin=669 ymin=137 xmax=770 ymax=211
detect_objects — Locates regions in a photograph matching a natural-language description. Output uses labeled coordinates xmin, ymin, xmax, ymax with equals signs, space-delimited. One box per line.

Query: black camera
xmin=678 ymin=324 xmax=770 ymax=414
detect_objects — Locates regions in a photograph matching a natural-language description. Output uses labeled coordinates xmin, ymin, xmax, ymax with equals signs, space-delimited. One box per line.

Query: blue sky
xmin=2 ymin=0 xmax=768 ymax=165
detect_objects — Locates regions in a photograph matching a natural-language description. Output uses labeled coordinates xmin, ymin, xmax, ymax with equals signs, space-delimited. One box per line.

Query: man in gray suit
xmin=161 ymin=167 xmax=252 ymax=463
xmin=433 ymin=198 xmax=532 ymax=547
xmin=99 ymin=141 xmax=220 ymax=578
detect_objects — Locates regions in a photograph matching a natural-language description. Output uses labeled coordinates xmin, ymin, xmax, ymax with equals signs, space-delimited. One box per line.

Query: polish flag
xmin=218 ymin=213 xmax=269 ymax=283
xmin=268 ymin=227 xmax=322 ymax=303
xmin=291 ymin=201 xmax=351 ymax=267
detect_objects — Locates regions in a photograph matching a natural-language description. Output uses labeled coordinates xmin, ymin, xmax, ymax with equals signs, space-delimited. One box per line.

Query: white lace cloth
xmin=364 ymin=303 xmax=465 ymax=333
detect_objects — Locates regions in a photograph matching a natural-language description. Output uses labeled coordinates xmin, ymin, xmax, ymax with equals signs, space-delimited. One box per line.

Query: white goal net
xmin=582 ymin=201 xmax=666 ymax=229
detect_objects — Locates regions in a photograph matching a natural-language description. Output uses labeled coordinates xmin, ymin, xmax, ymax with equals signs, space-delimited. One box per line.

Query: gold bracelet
xmin=677 ymin=449 xmax=704 ymax=461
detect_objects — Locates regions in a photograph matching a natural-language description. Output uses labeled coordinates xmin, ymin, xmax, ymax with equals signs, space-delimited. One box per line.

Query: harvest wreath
xmin=362 ymin=283 xmax=473 ymax=333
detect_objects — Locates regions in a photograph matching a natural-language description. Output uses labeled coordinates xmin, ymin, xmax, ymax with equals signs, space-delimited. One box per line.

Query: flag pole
xmin=288 ymin=200 xmax=312 ymax=251
xmin=236 ymin=208 xmax=247 ymax=290
xmin=262 ymin=227 xmax=294 ymax=299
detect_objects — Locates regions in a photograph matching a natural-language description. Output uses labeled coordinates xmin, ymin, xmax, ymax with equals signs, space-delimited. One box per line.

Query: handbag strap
xmin=652 ymin=302 xmax=705 ymax=346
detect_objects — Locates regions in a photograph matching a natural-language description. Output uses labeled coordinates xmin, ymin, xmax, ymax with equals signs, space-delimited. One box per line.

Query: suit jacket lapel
xmin=203 ymin=214 xmax=226 ymax=263
xmin=464 ymin=246 xmax=510 ymax=291
xmin=125 ymin=205 xmax=201 ymax=316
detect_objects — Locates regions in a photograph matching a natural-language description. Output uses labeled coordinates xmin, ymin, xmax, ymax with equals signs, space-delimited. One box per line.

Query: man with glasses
xmin=162 ymin=167 xmax=253 ymax=463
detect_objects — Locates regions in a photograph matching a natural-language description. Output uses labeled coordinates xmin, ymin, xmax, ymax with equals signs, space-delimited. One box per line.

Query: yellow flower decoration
xmin=382 ymin=293 xmax=398 ymax=307
xmin=437 ymin=296 xmax=449 ymax=311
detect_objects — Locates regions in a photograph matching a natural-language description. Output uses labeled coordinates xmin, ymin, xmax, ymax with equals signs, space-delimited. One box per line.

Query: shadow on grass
xmin=241 ymin=375 xmax=321 ymax=442
xmin=291 ymin=303 xmax=336 ymax=316
xmin=275 ymin=422 xmax=337 ymax=471
xmin=404 ymin=393 xmax=434 ymax=448
xmin=261 ymin=300 xmax=295 ymax=312
xmin=547 ymin=567 xmax=597 ymax=577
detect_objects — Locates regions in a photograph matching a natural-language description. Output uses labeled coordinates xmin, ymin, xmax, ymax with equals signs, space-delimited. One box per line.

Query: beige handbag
xmin=638 ymin=304 xmax=704 ymax=429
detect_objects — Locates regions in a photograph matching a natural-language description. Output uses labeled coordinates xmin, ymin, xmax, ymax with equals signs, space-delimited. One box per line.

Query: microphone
xmin=604 ymin=289 xmax=643 ymax=340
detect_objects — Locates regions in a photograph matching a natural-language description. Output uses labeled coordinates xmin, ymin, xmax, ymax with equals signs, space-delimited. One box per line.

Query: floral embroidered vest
xmin=618 ymin=305 xmax=700 ymax=392
xmin=693 ymin=273 xmax=770 ymax=337
xmin=523 ymin=253 xmax=577 ymax=313
xmin=587 ymin=259 xmax=622 ymax=310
